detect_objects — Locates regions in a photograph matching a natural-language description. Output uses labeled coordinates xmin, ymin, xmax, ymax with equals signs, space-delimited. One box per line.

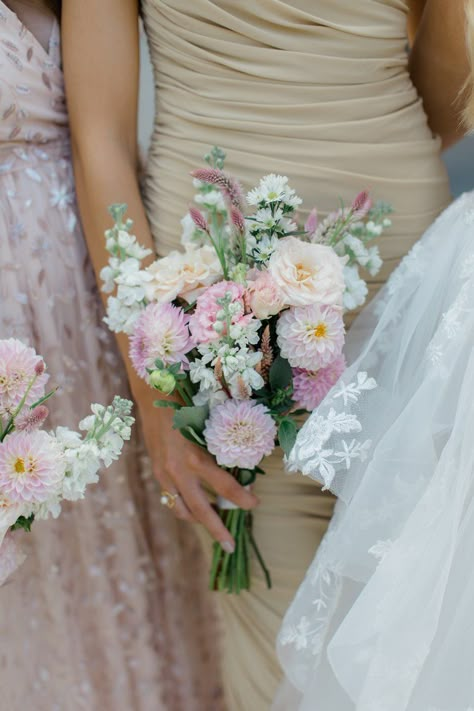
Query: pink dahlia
xmin=0 ymin=430 xmax=66 ymax=504
xmin=293 ymin=355 xmax=346 ymax=411
xmin=130 ymin=302 xmax=192 ymax=379
xmin=189 ymin=281 xmax=253 ymax=344
xmin=277 ymin=304 xmax=345 ymax=370
xmin=0 ymin=339 xmax=49 ymax=417
xmin=204 ymin=399 xmax=277 ymax=469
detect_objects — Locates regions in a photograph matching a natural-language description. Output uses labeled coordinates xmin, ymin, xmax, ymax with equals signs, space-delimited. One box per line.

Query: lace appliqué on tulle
xmin=288 ymin=372 xmax=376 ymax=489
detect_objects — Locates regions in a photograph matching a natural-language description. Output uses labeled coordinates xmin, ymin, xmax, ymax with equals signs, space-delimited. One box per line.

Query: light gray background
xmin=138 ymin=36 xmax=474 ymax=198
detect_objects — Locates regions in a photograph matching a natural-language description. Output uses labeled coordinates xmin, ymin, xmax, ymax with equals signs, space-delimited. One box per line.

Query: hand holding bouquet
xmin=101 ymin=147 xmax=392 ymax=593
xmin=0 ymin=338 xmax=134 ymax=585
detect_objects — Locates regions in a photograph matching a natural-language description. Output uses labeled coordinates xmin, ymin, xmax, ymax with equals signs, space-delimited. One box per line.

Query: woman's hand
xmin=135 ymin=385 xmax=259 ymax=553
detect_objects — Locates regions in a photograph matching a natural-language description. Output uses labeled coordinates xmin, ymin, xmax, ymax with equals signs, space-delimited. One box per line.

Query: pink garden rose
xmin=204 ymin=399 xmax=277 ymax=469
xmin=268 ymin=236 xmax=345 ymax=308
xmin=130 ymin=302 xmax=192 ymax=379
xmin=189 ymin=281 xmax=254 ymax=344
xmin=276 ymin=304 xmax=345 ymax=370
xmin=293 ymin=355 xmax=346 ymax=411
xmin=245 ymin=270 xmax=285 ymax=320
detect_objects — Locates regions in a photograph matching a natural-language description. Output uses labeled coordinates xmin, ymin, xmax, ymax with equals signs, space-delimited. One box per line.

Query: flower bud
xmin=149 ymin=370 xmax=176 ymax=395
xmin=34 ymin=359 xmax=46 ymax=377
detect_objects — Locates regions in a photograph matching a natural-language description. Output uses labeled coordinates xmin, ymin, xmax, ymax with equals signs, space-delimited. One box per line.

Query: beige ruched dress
xmin=141 ymin=2 xmax=451 ymax=709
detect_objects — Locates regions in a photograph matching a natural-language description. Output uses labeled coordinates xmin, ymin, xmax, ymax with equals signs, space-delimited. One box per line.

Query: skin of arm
xmin=62 ymin=0 xmax=258 ymax=549
xmin=408 ymin=0 xmax=472 ymax=149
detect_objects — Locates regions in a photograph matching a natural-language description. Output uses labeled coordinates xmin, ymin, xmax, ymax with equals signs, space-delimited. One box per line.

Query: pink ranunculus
xmin=268 ymin=236 xmax=345 ymax=308
xmin=0 ymin=339 xmax=49 ymax=417
xmin=189 ymin=281 xmax=253 ymax=344
xmin=0 ymin=430 xmax=66 ymax=505
xmin=293 ymin=355 xmax=346 ymax=411
xmin=204 ymin=399 xmax=277 ymax=469
xmin=276 ymin=304 xmax=345 ymax=370
xmin=129 ymin=302 xmax=192 ymax=379
xmin=245 ymin=270 xmax=285 ymax=320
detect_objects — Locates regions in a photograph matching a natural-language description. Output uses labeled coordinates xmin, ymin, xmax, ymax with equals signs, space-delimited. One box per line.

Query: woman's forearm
xmin=409 ymin=0 xmax=471 ymax=149
xmin=71 ymin=135 xmax=157 ymax=401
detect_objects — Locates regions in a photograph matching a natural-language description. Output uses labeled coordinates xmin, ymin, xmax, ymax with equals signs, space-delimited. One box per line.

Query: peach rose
xmin=145 ymin=245 xmax=223 ymax=304
xmin=268 ymin=237 xmax=345 ymax=308
xmin=246 ymin=269 xmax=285 ymax=320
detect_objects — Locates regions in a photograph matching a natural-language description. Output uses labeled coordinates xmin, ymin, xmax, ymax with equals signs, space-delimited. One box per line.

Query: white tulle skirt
xmin=275 ymin=191 xmax=474 ymax=711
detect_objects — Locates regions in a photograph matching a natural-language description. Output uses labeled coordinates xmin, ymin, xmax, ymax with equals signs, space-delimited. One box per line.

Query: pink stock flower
xmin=130 ymin=302 xmax=192 ymax=379
xmin=351 ymin=190 xmax=372 ymax=219
xmin=245 ymin=270 xmax=285 ymax=320
xmin=0 ymin=430 xmax=65 ymax=504
xmin=293 ymin=355 xmax=346 ymax=411
xmin=189 ymin=281 xmax=253 ymax=344
xmin=276 ymin=304 xmax=345 ymax=370
xmin=204 ymin=399 xmax=277 ymax=469
xmin=0 ymin=339 xmax=49 ymax=417
xmin=191 ymin=168 xmax=245 ymax=210
xmin=15 ymin=405 xmax=49 ymax=433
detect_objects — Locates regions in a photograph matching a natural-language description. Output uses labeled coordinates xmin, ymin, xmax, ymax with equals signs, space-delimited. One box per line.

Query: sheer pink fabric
xmin=0 ymin=4 xmax=223 ymax=709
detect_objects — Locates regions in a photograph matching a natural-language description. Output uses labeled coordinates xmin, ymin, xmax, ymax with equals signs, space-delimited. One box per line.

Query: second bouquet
xmin=101 ymin=147 xmax=391 ymax=593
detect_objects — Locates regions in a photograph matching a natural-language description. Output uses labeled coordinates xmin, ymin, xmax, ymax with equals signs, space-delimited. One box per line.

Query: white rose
xmin=145 ymin=245 xmax=222 ymax=304
xmin=268 ymin=236 xmax=345 ymax=308
xmin=144 ymin=251 xmax=186 ymax=303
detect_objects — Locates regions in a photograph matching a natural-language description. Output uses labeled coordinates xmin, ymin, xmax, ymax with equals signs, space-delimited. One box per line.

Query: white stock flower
xmin=180 ymin=213 xmax=200 ymax=245
xmin=343 ymin=265 xmax=369 ymax=311
xmin=114 ymin=258 xmax=151 ymax=306
xmin=195 ymin=190 xmax=227 ymax=212
xmin=104 ymin=296 xmax=142 ymax=334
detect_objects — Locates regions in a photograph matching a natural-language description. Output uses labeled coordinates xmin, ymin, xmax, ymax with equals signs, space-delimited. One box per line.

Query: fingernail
xmin=221 ymin=541 xmax=235 ymax=554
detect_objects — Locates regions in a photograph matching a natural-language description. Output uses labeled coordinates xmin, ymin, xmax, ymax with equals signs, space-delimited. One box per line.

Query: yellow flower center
xmin=313 ymin=322 xmax=328 ymax=339
xmin=295 ymin=262 xmax=312 ymax=282
xmin=14 ymin=457 xmax=26 ymax=475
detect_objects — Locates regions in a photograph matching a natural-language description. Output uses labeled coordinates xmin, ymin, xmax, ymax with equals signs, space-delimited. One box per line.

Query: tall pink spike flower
xmin=230 ymin=206 xmax=246 ymax=234
xmin=188 ymin=206 xmax=209 ymax=233
xmin=15 ymin=405 xmax=49 ymax=433
xmin=191 ymin=168 xmax=245 ymax=210
xmin=351 ymin=190 xmax=372 ymax=219
xmin=304 ymin=208 xmax=318 ymax=237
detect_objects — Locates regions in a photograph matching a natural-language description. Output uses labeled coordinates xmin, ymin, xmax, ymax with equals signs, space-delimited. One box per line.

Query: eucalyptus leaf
xmin=173 ymin=405 xmax=209 ymax=434
xmin=278 ymin=419 xmax=298 ymax=458
xmin=269 ymin=356 xmax=293 ymax=392
xmin=153 ymin=400 xmax=182 ymax=410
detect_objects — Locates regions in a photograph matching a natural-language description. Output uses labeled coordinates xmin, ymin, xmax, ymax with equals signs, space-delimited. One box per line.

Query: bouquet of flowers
xmin=0 ymin=338 xmax=134 ymax=585
xmin=101 ymin=147 xmax=392 ymax=593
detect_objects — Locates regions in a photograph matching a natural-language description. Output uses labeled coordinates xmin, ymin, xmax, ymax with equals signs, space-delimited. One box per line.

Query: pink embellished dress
xmin=0 ymin=4 xmax=222 ymax=710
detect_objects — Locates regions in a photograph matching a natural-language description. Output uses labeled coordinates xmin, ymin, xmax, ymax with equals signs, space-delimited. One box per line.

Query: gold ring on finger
xmin=160 ymin=491 xmax=180 ymax=510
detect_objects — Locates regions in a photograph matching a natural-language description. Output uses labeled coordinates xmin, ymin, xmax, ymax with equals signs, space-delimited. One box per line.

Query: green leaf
xmin=173 ymin=405 xmax=209 ymax=434
xmin=238 ymin=469 xmax=257 ymax=486
xmin=269 ymin=356 xmax=293 ymax=392
xmin=29 ymin=387 xmax=59 ymax=410
xmin=153 ymin=400 xmax=182 ymax=410
xmin=278 ymin=419 xmax=298 ymax=458
xmin=154 ymin=358 xmax=165 ymax=370
xmin=11 ymin=514 xmax=35 ymax=533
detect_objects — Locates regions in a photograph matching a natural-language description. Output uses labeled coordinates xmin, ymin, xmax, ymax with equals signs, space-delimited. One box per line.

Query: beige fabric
xmin=0 ymin=4 xmax=223 ymax=710
xmin=142 ymin=1 xmax=451 ymax=708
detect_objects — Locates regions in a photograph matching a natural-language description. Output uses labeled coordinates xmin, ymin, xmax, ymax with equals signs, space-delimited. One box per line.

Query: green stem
xmin=249 ymin=526 xmax=272 ymax=590
xmin=175 ymin=382 xmax=193 ymax=407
